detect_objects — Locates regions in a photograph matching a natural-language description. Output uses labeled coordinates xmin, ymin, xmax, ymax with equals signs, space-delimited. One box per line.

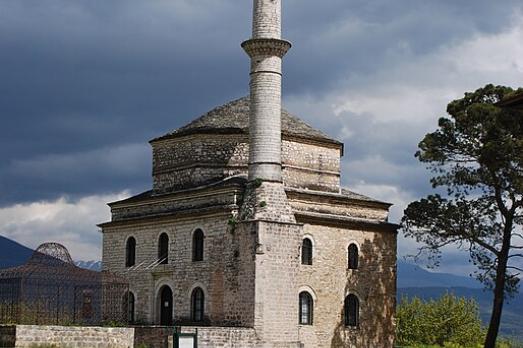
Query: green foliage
xmin=402 ymin=84 xmax=523 ymax=286
xmin=500 ymin=338 xmax=523 ymax=348
xmin=0 ymin=301 xmax=76 ymax=325
xmin=227 ymin=216 xmax=238 ymax=234
xmin=401 ymin=84 xmax=523 ymax=345
xmin=228 ymin=217 xmax=237 ymax=226
xmin=253 ymin=178 xmax=263 ymax=188
xmin=259 ymin=200 xmax=267 ymax=208
xmin=135 ymin=344 xmax=150 ymax=348
xmin=101 ymin=320 xmax=126 ymax=327
xmin=396 ymin=293 xmax=484 ymax=347
xmin=397 ymin=340 xmax=520 ymax=348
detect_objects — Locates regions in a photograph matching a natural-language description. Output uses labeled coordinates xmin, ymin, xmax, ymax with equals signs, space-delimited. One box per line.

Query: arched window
xmin=159 ymin=286 xmax=173 ymax=326
xmin=82 ymin=290 xmax=93 ymax=319
xmin=299 ymin=292 xmax=313 ymax=325
xmin=123 ymin=291 xmax=135 ymax=324
xmin=192 ymin=229 xmax=204 ymax=262
xmin=301 ymin=238 xmax=313 ymax=265
xmin=158 ymin=233 xmax=169 ymax=264
xmin=191 ymin=287 xmax=204 ymax=322
xmin=344 ymin=294 xmax=360 ymax=327
xmin=125 ymin=237 xmax=136 ymax=267
xmin=348 ymin=243 xmax=359 ymax=269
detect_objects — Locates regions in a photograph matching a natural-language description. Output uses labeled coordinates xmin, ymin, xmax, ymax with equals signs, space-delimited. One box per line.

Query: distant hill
xmin=75 ymin=260 xmax=102 ymax=271
xmin=0 ymin=235 xmax=34 ymax=269
xmin=397 ymin=260 xmax=482 ymax=288
xmin=0 ymin=235 xmax=103 ymax=271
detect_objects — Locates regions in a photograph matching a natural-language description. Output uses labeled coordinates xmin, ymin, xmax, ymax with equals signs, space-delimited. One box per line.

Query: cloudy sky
xmin=0 ymin=0 xmax=522 ymax=272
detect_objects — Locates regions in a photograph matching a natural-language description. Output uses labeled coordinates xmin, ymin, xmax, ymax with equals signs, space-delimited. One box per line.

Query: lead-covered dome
xmin=151 ymin=97 xmax=340 ymax=145
xmin=150 ymin=97 xmax=343 ymax=194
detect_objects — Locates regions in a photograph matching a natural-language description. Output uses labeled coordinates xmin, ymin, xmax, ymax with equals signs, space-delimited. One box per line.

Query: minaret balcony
xmin=241 ymin=38 xmax=291 ymax=59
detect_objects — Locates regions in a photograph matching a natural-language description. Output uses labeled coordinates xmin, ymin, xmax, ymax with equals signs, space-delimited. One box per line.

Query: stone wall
xmin=102 ymin=181 xmax=396 ymax=347
xmin=133 ymin=326 xmax=174 ymax=348
xmin=282 ymin=140 xmax=340 ymax=193
xmin=151 ymin=134 xmax=249 ymax=194
xmin=222 ymin=222 xmax=256 ymax=327
xmin=150 ymin=134 xmax=340 ymax=194
xmin=0 ymin=325 xmax=15 ymax=347
xmin=134 ymin=326 xmax=258 ymax=348
xmin=102 ymin=212 xmax=257 ymax=327
xmin=0 ymin=325 xmax=134 ymax=348
xmin=253 ymin=221 xmax=303 ymax=346
xmin=286 ymin=189 xmax=389 ymax=221
xmin=1 ymin=325 xmax=261 ymax=348
xmin=296 ymin=224 xmax=397 ymax=348
xmin=195 ymin=327 xmax=257 ymax=348
xmin=109 ymin=184 xmax=241 ymax=222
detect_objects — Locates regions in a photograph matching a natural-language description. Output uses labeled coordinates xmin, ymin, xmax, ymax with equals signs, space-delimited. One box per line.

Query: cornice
xmin=99 ymin=205 xmax=237 ymax=229
xmin=241 ymin=38 xmax=292 ymax=58
xmin=286 ymin=188 xmax=392 ymax=210
xmin=294 ymin=211 xmax=398 ymax=233
xmin=109 ymin=178 xmax=246 ymax=208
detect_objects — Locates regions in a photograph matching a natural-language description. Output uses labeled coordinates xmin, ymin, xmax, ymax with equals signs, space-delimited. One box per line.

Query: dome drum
xmin=151 ymin=134 xmax=341 ymax=194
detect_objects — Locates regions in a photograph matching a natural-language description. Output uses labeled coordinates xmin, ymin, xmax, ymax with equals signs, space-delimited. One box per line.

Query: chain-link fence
xmin=0 ymin=243 xmax=130 ymax=326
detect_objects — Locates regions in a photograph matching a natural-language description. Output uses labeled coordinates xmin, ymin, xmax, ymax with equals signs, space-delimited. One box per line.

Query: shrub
xmin=396 ymin=293 xmax=483 ymax=347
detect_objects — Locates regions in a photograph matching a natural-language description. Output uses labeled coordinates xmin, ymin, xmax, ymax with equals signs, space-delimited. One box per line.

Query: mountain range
xmin=0 ymin=235 xmax=34 ymax=269
xmin=0 ymin=235 xmax=521 ymax=340
xmin=75 ymin=260 xmax=102 ymax=271
xmin=397 ymin=260 xmax=482 ymax=288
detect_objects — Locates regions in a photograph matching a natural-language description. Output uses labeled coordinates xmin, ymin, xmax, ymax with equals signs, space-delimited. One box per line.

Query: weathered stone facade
xmin=101 ymin=101 xmax=397 ymax=347
xmin=0 ymin=325 xmax=134 ymax=348
xmin=133 ymin=326 xmax=258 ymax=348
xmin=101 ymin=0 xmax=397 ymax=347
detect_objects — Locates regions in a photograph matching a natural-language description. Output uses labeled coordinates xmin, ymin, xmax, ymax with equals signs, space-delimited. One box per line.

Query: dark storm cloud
xmin=0 ymin=0 xmax=521 ymax=206
xmin=0 ymin=0 xmax=250 ymax=205
xmin=283 ymin=0 xmax=521 ymax=95
xmin=2 ymin=143 xmax=150 ymax=204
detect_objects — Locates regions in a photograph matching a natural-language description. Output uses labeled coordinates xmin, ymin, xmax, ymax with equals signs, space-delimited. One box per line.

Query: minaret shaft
xmin=243 ymin=0 xmax=291 ymax=182
xmin=253 ymin=0 xmax=281 ymax=39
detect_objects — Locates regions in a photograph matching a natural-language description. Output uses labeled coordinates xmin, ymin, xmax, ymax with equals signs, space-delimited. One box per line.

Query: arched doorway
xmin=159 ymin=286 xmax=173 ymax=326
xmin=122 ymin=291 xmax=135 ymax=324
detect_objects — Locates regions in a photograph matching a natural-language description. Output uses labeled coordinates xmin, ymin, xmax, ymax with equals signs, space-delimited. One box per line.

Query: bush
xmin=396 ymin=293 xmax=483 ymax=347
xmin=396 ymin=293 xmax=523 ymax=347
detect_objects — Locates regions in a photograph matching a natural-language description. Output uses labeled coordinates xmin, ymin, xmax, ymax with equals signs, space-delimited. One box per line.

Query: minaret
xmin=242 ymin=0 xmax=291 ymax=182
xmin=233 ymin=3 xmax=301 ymax=344
xmin=240 ymin=0 xmax=295 ymax=224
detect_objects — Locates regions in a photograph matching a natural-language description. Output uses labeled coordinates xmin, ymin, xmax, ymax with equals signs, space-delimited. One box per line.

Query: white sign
xmin=178 ymin=336 xmax=195 ymax=348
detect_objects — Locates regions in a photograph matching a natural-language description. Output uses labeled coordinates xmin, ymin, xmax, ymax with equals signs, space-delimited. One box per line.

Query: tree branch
xmin=471 ymin=237 xmax=500 ymax=256
xmin=491 ymin=172 xmax=510 ymax=218
xmin=512 ymin=233 xmax=523 ymax=240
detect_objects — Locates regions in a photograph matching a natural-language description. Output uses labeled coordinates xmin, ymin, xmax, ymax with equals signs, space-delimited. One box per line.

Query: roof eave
xmin=149 ymin=129 xmax=344 ymax=152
